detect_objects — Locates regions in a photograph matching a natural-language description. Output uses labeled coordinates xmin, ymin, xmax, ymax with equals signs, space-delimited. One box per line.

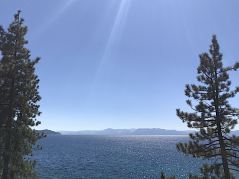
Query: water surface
xmin=34 ymin=135 xmax=203 ymax=179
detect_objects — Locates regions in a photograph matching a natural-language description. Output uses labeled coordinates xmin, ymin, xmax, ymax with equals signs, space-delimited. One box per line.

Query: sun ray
xmin=31 ymin=0 xmax=76 ymax=40
xmin=100 ymin=0 xmax=132 ymax=67
xmin=93 ymin=0 xmax=132 ymax=82
xmin=85 ymin=0 xmax=132 ymax=105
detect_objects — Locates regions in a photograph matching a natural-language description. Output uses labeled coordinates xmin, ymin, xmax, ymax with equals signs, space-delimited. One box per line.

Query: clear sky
xmin=0 ymin=0 xmax=239 ymax=131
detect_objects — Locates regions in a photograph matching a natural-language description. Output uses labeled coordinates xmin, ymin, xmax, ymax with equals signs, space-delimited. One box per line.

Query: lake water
xmin=33 ymin=135 xmax=203 ymax=179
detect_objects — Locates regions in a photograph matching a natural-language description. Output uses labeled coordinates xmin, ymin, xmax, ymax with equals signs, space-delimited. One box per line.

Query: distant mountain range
xmin=39 ymin=128 xmax=239 ymax=136
xmin=59 ymin=128 xmax=194 ymax=136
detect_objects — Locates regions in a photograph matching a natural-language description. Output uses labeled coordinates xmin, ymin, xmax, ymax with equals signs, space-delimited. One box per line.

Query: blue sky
xmin=0 ymin=0 xmax=239 ymax=131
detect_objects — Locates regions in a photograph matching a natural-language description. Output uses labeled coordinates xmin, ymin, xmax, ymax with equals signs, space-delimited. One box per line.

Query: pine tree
xmin=0 ymin=21 xmax=5 ymax=175
xmin=0 ymin=11 xmax=42 ymax=178
xmin=176 ymin=35 xmax=239 ymax=178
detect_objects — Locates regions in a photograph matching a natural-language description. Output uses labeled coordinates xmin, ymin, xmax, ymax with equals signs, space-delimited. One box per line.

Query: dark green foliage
xmin=0 ymin=11 xmax=42 ymax=178
xmin=160 ymin=172 xmax=166 ymax=179
xmin=160 ymin=172 xmax=176 ymax=179
xmin=188 ymin=164 xmax=236 ymax=179
xmin=160 ymin=165 xmax=236 ymax=179
xmin=176 ymin=35 xmax=239 ymax=178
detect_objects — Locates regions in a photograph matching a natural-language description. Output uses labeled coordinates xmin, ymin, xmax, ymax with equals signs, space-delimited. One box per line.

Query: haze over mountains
xmin=59 ymin=128 xmax=194 ymax=135
xmin=42 ymin=128 xmax=239 ymax=136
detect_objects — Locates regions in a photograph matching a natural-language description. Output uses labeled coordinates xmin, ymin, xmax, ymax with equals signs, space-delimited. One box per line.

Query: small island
xmin=37 ymin=129 xmax=61 ymax=135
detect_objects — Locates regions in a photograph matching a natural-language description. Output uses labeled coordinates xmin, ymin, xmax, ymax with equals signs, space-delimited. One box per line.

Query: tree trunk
xmin=2 ymin=132 xmax=11 ymax=179
xmin=213 ymin=64 xmax=231 ymax=178
xmin=2 ymin=78 xmax=15 ymax=179
xmin=214 ymin=83 xmax=230 ymax=177
xmin=217 ymin=124 xmax=231 ymax=178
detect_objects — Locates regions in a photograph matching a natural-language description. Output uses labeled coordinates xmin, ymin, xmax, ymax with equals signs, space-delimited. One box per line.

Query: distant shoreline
xmin=57 ymin=134 xmax=190 ymax=137
xmin=58 ymin=128 xmax=194 ymax=136
xmin=48 ymin=128 xmax=239 ymax=136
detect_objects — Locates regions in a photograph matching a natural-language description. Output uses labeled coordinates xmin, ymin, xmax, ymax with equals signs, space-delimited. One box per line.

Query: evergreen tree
xmin=0 ymin=22 xmax=5 ymax=175
xmin=0 ymin=11 xmax=42 ymax=178
xmin=176 ymin=35 xmax=239 ymax=178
